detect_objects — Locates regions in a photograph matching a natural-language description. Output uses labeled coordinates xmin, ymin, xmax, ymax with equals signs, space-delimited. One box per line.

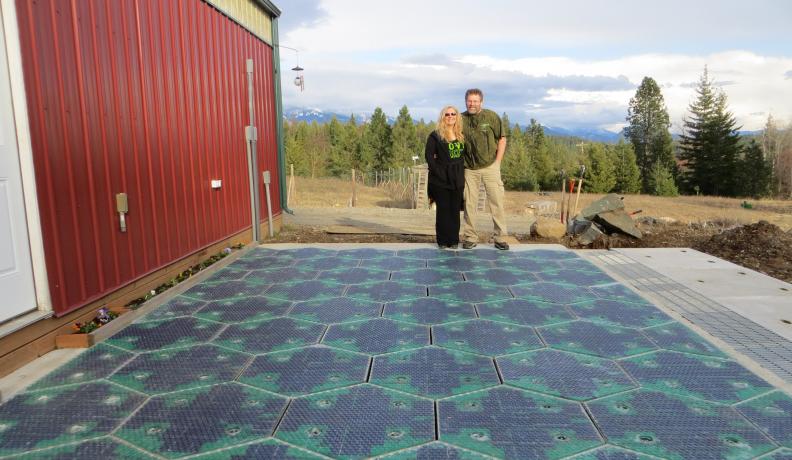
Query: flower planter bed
xmin=54 ymin=307 xmax=131 ymax=349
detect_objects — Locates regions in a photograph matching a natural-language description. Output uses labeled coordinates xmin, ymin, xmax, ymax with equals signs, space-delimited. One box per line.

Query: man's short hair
xmin=465 ymin=88 xmax=484 ymax=100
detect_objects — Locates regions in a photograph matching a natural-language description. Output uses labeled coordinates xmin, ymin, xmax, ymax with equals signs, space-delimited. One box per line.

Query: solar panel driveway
xmin=1 ymin=245 xmax=790 ymax=459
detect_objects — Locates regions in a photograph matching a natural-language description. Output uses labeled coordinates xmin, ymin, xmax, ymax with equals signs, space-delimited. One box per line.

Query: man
xmin=460 ymin=88 xmax=509 ymax=250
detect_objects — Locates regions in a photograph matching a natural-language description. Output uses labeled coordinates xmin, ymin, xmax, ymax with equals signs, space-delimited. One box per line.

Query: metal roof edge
xmin=254 ymin=0 xmax=281 ymax=17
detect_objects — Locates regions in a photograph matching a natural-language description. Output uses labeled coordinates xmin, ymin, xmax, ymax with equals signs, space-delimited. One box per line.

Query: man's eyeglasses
xmin=444 ymin=113 xmax=457 ymax=117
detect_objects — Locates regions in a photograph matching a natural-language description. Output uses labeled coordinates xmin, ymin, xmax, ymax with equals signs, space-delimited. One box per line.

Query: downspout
xmin=271 ymin=17 xmax=293 ymax=214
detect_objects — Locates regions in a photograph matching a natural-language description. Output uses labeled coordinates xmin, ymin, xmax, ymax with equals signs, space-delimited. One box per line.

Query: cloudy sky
xmin=277 ymin=0 xmax=792 ymax=132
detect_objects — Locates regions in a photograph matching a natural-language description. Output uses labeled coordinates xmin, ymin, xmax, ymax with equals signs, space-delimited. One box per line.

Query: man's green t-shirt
xmin=461 ymin=108 xmax=504 ymax=170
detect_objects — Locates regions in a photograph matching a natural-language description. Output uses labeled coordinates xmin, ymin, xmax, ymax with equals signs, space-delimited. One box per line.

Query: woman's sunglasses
xmin=444 ymin=113 xmax=457 ymax=117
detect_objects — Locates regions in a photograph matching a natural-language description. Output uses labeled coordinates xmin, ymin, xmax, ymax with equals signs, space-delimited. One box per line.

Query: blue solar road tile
xmin=455 ymin=249 xmax=516 ymax=262
xmin=569 ymin=299 xmax=673 ymax=329
xmin=384 ymin=297 xmax=477 ymax=325
xmin=463 ymin=268 xmax=538 ymax=286
xmin=396 ymin=247 xmax=455 ymax=260
xmin=376 ymin=441 xmax=494 ymax=459
xmin=29 ymin=344 xmax=134 ymax=391
xmin=539 ymin=321 xmax=656 ymax=359
xmin=231 ymin=254 xmax=295 ymax=271
xmin=276 ymin=384 xmax=435 ymax=458
xmin=204 ymin=266 xmax=249 ymax=283
xmin=430 ymin=281 xmax=513 ymax=304
xmin=318 ymin=267 xmax=391 ymax=285
xmin=106 ymin=317 xmax=225 ymax=352
xmin=736 ymin=391 xmax=792 ymax=448
xmin=497 ymin=349 xmax=637 ymax=401
xmin=281 ymin=247 xmax=338 ymax=259
xmin=537 ymin=268 xmax=616 ymax=287
xmin=188 ymin=438 xmax=326 ymax=459
xmin=141 ymin=295 xmax=207 ymax=322
xmin=586 ymin=389 xmax=776 ymax=459
xmin=619 ymin=351 xmax=775 ymax=404
xmin=760 ymin=450 xmax=792 ymax=460
xmin=8 ymin=438 xmax=156 ymax=459
xmin=429 ymin=257 xmax=493 ymax=272
xmin=346 ymin=281 xmax=428 ymax=303
xmin=339 ymin=248 xmax=396 ymax=259
xmin=642 ymin=322 xmax=727 ymax=357
xmin=433 ymin=319 xmax=544 ymax=356
xmin=525 ymin=249 xmax=579 ymax=261
xmin=476 ymin=298 xmax=576 ymax=327
xmin=360 ymin=256 xmax=427 ymax=271
xmin=109 ymin=344 xmax=250 ymax=395
xmin=323 ymin=318 xmax=429 ymax=355
xmin=194 ymin=296 xmax=292 ymax=323
xmin=510 ymin=281 xmax=595 ymax=304
xmin=182 ymin=279 xmax=269 ymax=301
xmin=556 ymin=257 xmax=602 ymax=271
xmin=214 ymin=317 xmax=325 ymax=354
xmin=589 ymin=284 xmax=651 ymax=304
xmin=240 ymin=345 xmax=370 ymax=396
xmin=390 ymin=267 xmax=464 ymax=285
xmin=505 ymin=257 xmax=558 ymax=272
xmin=245 ymin=267 xmax=319 ymax=284
xmin=116 ymin=383 xmax=287 ymax=458
xmin=264 ymin=280 xmax=345 ymax=302
xmin=293 ymin=256 xmax=359 ymax=271
xmin=289 ymin=296 xmax=382 ymax=324
xmin=0 ymin=382 xmax=146 ymax=456
xmin=564 ymin=445 xmax=659 ymax=459
xmin=438 ymin=386 xmax=602 ymax=459
xmin=370 ymin=346 xmax=500 ymax=398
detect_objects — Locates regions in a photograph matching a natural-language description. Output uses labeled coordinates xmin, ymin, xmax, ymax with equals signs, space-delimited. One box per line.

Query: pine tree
xmin=610 ymin=140 xmax=641 ymax=194
xmin=501 ymin=124 xmax=537 ymax=190
xmin=623 ymin=76 xmax=675 ymax=194
xmin=525 ymin=119 xmax=554 ymax=191
xmin=325 ymin=117 xmax=348 ymax=177
xmin=739 ymin=140 xmax=772 ymax=198
xmin=360 ymin=107 xmax=392 ymax=172
xmin=679 ymin=67 xmax=742 ymax=196
xmin=391 ymin=105 xmax=419 ymax=167
xmin=649 ymin=163 xmax=679 ymax=196
xmin=584 ymin=143 xmax=616 ymax=193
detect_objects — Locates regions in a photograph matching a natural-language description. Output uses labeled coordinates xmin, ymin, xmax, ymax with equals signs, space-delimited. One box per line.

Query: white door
xmin=0 ymin=13 xmax=36 ymax=321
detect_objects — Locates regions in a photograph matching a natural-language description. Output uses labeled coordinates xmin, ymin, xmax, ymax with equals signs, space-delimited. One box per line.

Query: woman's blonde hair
xmin=435 ymin=105 xmax=464 ymax=142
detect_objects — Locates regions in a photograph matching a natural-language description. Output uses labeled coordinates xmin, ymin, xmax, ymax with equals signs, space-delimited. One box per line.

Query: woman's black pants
xmin=429 ymin=184 xmax=463 ymax=246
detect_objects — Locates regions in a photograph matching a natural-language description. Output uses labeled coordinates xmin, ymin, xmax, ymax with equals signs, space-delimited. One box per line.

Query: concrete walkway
xmin=0 ymin=244 xmax=790 ymax=459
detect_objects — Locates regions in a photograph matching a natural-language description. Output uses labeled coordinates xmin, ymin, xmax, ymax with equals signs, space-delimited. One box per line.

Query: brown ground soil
xmin=274 ymin=176 xmax=792 ymax=283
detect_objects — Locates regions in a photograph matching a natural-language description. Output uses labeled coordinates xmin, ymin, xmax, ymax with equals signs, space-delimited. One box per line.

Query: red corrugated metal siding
xmin=16 ymin=0 xmax=281 ymax=315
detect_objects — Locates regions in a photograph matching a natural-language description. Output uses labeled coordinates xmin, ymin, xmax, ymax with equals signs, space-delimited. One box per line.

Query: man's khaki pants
xmin=462 ymin=162 xmax=508 ymax=244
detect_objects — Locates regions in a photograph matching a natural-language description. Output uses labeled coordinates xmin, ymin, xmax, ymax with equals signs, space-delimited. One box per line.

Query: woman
xmin=425 ymin=105 xmax=465 ymax=249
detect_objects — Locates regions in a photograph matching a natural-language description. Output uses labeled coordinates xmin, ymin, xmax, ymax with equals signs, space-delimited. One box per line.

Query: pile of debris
xmin=568 ymin=194 xmax=642 ymax=246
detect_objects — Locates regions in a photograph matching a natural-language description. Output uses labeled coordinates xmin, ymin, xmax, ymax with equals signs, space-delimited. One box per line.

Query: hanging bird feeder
xmin=292 ymin=65 xmax=304 ymax=92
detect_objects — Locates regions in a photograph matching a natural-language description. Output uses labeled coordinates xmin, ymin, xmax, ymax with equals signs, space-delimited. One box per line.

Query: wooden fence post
xmin=287 ymin=164 xmax=295 ymax=207
xmin=351 ymin=169 xmax=357 ymax=207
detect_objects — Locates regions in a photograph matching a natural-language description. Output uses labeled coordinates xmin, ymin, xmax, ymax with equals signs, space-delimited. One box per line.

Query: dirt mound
xmin=694 ymin=220 xmax=792 ymax=283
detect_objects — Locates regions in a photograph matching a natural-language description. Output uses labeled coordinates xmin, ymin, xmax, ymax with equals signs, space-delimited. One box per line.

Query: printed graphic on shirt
xmin=448 ymin=141 xmax=464 ymax=159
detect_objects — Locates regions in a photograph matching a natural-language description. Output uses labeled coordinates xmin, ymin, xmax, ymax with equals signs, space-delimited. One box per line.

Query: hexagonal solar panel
xmin=511 ymin=281 xmax=596 ymax=304
xmin=620 ymin=351 xmax=775 ymax=404
xmin=505 ymin=257 xmax=558 ymax=272
xmin=735 ymin=391 xmax=792 ymax=448
xmin=289 ymin=296 xmax=382 ymax=324
xmin=106 ymin=317 xmax=225 ymax=352
xmin=455 ymin=248 xmax=515 ymax=262
xmin=429 ymin=281 xmax=513 ymax=304
xmin=760 ymin=449 xmax=792 ymax=460
xmin=537 ymin=268 xmax=616 ymax=287
xmin=476 ymin=298 xmax=576 ymax=327
xmin=275 ymin=384 xmax=435 ymax=458
xmin=231 ymin=254 xmax=295 ymax=271
xmin=390 ymin=267 xmax=464 ymax=285
xmin=0 ymin=382 xmax=146 ymax=456
xmin=239 ymin=345 xmax=370 ymax=397
xmin=433 ymin=319 xmax=544 ymax=356
xmin=586 ymin=390 xmax=776 ymax=459
xmin=9 ymin=438 xmax=156 ymax=459
xmin=109 ymin=345 xmax=249 ymax=394
xmin=375 ymin=441 xmax=492 ymax=459
xmin=322 ymin=318 xmax=429 ymax=354
xmin=428 ymin=257 xmax=493 ymax=272
xmin=281 ymin=247 xmax=338 ymax=259
xmin=140 ymin=295 xmax=207 ymax=322
xmin=338 ymin=248 xmax=395 ymax=259
xmin=359 ymin=256 xmax=427 ymax=271
xmin=396 ymin=247 xmax=452 ymax=260
xmin=264 ymin=280 xmax=346 ymax=302
xmin=438 ymin=386 xmax=602 ymax=459
xmin=293 ymin=256 xmax=359 ymax=271
xmin=116 ymin=383 xmax=287 ymax=458
xmin=539 ymin=321 xmax=656 ymax=359
xmin=213 ymin=317 xmax=325 ymax=354
xmin=29 ymin=344 xmax=134 ymax=391
xmin=182 ymin=279 xmax=269 ymax=301
xmin=345 ymin=281 xmax=427 ymax=303
xmin=556 ymin=257 xmax=602 ymax=271
xmin=641 ymin=322 xmax=727 ymax=357
xmin=318 ymin=267 xmax=391 ymax=285
xmin=497 ymin=349 xmax=637 ymax=401
xmin=463 ymin=268 xmax=538 ymax=286
xmin=565 ymin=445 xmax=659 ymax=459
xmin=527 ymin=249 xmax=579 ymax=261
xmin=194 ymin=296 xmax=292 ymax=323
xmin=569 ymin=299 xmax=673 ymax=329
xmin=370 ymin=346 xmax=500 ymax=398
xmin=204 ymin=266 xmax=249 ymax=283
xmin=589 ymin=284 xmax=651 ymax=304
xmin=189 ymin=438 xmax=325 ymax=459
xmin=245 ymin=267 xmax=319 ymax=284
xmin=384 ymin=297 xmax=476 ymax=325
